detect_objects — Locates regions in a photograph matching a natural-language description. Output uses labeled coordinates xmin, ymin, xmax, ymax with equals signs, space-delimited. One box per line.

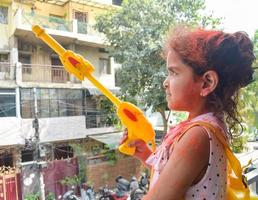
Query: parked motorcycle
xmin=98 ymin=185 xmax=114 ymax=200
xmin=99 ymin=174 xmax=150 ymax=200
xmin=58 ymin=186 xmax=80 ymax=200
xmin=98 ymin=176 xmax=130 ymax=200
xmin=138 ymin=172 xmax=149 ymax=193
xmin=81 ymin=185 xmax=96 ymax=200
xmin=130 ymin=173 xmax=149 ymax=200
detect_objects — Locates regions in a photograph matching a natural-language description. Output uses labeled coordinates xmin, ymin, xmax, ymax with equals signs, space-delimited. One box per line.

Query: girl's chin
xmin=168 ymin=103 xmax=185 ymax=111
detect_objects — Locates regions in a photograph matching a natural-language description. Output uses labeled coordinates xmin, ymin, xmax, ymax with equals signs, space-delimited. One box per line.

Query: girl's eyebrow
xmin=168 ymin=65 xmax=181 ymax=71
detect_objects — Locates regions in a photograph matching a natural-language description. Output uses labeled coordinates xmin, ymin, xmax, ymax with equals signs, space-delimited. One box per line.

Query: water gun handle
xmin=117 ymin=102 xmax=156 ymax=155
xmin=32 ymin=25 xmax=156 ymax=156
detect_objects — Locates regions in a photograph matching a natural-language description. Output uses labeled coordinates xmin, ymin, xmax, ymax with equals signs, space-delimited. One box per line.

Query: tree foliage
xmin=95 ymin=0 xmax=220 ymax=133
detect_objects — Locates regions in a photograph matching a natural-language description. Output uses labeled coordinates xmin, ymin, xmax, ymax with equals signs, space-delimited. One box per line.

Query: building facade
xmin=0 ymin=0 xmax=143 ymax=199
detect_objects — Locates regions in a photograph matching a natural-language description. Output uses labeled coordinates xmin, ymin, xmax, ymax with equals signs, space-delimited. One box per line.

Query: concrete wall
xmin=87 ymin=156 xmax=143 ymax=190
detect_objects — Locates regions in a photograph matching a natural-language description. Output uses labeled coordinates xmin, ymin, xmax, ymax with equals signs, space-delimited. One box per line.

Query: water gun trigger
xmin=118 ymin=136 xmax=136 ymax=156
xmin=60 ymin=50 xmax=95 ymax=80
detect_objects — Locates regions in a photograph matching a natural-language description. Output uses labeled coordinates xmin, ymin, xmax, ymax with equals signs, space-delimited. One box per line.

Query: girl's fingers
xmin=120 ymin=136 xmax=127 ymax=144
xmin=119 ymin=128 xmax=128 ymax=144
xmin=128 ymin=139 xmax=145 ymax=147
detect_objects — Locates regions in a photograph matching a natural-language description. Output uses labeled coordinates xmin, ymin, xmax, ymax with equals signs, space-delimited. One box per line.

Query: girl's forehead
xmin=166 ymin=50 xmax=184 ymax=67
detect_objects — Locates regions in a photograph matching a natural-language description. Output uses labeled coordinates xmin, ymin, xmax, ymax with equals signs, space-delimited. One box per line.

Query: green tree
xmin=93 ymin=95 xmax=121 ymax=128
xmin=239 ymin=30 xmax=258 ymax=141
xmin=60 ymin=144 xmax=88 ymax=193
xmin=95 ymin=0 xmax=220 ymax=134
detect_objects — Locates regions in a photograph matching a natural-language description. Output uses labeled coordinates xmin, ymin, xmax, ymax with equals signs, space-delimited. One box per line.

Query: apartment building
xmin=0 ymin=0 xmax=142 ymax=198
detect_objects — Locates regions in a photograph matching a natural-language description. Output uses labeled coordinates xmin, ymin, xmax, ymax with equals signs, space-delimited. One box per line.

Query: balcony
xmin=21 ymin=63 xmax=80 ymax=84
xmin=21 ymin=12 xmax=73 ymax=32
xmin=13 ymin=9 xmax=106 ymax=47
xmin=0 ymin=62 xmax=13 ymax=80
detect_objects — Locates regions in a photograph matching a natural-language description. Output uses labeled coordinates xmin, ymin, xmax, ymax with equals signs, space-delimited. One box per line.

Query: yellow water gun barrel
xmin=32 ymin=25 xmax=66 ymax=56
xmin=32 ymin=25 xmax=156 ymax=155
xmin=32 ymin=25 xmax=121 ymax=107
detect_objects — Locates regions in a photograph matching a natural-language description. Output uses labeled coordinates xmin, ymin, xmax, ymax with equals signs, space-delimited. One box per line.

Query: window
xmin=0 ymin=152 xmax=13 ymax=167
xmin=0 ymin=89 xmax=16 ymax=117
xmin=19 ymin=54 xmax=32 ymax=74
xmin=98 ymin=48 xmax=108 ymax=53
xmin=112 ymin=0 xmax=122 ymax=6
xmin=21 ymin=150 xmax=34 ymax=162
xmin=20 ymin=88 xmax=33 ymax=118
xmin=54 ymin=145 xmax=73 ymax=160
xmin=0 ymin=6 xmax=8 ymax=24
xmin=20 ymin=88 xmax=84 ymax=118
xmin=86 ymin=111 xmax=98 ymax=128
xmin=51 ymin=56 xmax=69 ymax=83
xmin=0 ymin=54 xmax=9 ymax=62
xmin=0 ymin=54 xmax=10 ymax=75
xmin=74 ymin=11 xmax=88 ymax=34
xmin=51 ymin=56 xmax=62 ymax=66
xmin=74 ymin=11 xmax=87 ymax=23
xmin=99 ymin=58 xmax=111 ymax=74
xmin=19 ymin=54 xmax=31 ymax=64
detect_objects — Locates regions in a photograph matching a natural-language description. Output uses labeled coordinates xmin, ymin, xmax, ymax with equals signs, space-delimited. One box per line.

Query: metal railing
xmin=20 ymin=11 xmax=102 ymax=37
xmin=21 ymin=11 xmax=73 ymax=32
xmin=247 ymin=168 xmax=258 ymax=194
xmin=0 ymin=62 xmax=11 ymax=80
xmin=21 ymin=63 xmax=80 ymax=83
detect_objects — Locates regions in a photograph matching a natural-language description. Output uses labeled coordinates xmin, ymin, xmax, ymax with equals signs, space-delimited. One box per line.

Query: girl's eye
xmin=169 ymin=70 xmax=178 ymax=76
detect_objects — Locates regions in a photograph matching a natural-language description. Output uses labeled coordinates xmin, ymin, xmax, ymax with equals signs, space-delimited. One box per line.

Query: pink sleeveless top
xmin=146 ymin=113 xmax=228 ymax=200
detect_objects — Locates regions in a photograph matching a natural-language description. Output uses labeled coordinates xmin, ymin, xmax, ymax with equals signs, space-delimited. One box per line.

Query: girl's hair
xmin=164 ymin=27 xmax=255 ymax=138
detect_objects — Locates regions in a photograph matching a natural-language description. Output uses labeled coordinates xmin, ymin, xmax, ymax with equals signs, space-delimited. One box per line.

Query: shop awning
xmin=87 ymin=87 xmax=120 ymax=96
xmin=88 ymin=131 xmax=123 ymax=150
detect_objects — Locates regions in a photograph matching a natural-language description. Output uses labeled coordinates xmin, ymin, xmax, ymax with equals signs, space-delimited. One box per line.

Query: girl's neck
xmin=187 ymin=107 xmax=211 ymax=121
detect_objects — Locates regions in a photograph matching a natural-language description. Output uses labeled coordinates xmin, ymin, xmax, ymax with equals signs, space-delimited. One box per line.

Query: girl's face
xmin=163 ymin=50 xmax=203 ymax=112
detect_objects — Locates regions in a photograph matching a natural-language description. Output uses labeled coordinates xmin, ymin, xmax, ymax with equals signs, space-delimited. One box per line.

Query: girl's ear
xmin=200 ymin=70 xmax=218 ymax=97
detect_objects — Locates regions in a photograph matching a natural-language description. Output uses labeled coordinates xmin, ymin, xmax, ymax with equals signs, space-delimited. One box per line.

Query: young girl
xmin=120 ymin=27 xmax=255 ymax=200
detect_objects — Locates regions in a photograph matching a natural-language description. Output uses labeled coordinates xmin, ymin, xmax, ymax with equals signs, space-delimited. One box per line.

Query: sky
xmin=205 ymin=0 xmax=258 ymax=37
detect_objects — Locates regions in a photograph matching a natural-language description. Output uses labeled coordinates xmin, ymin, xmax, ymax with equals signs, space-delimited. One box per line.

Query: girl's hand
xmin=119 ymin=128 xmax=153 ymax=163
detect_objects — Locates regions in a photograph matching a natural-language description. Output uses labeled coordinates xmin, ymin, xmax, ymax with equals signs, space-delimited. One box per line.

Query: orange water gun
xmin=32 ymin=25 xmax=156 ymax=155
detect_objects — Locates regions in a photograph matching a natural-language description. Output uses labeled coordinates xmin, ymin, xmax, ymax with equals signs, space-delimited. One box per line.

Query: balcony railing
xmin=21 ymin=12 xmax=73 ymax=32
xmin=19 ymin=10 xmax=102 ymax=37
xmin=0 ymin=62 xmax=11 ymax=80
xmin=21 ymin=63 xmax=80 ymax=83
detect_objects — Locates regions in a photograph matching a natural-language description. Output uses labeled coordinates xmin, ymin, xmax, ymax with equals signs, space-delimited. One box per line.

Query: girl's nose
xmin=163 ymin=77 xmax=168 ymax=88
